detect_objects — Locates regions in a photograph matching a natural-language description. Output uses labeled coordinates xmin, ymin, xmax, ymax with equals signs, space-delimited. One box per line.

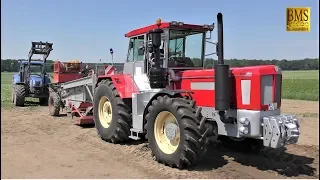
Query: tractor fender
xmin=12 ymin=74 xmax=23 ymax=85
xmin=142 ymin=90 xmax=193 ymax=132
xmin=96 ymin=74 xmax=139 ymax=99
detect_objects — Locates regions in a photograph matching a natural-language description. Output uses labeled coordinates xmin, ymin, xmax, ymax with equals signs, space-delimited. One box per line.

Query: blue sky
xmin=1 ymin=0 xmax=319 ymax=63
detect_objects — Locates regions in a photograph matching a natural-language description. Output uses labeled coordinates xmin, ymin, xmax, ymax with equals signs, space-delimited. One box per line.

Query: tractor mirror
xmin=138 ymin=47 xmax=145 ymax=55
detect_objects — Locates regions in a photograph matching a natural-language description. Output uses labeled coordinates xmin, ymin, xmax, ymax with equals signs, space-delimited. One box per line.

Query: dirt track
xmin=1 ymin=99 xmax=319 ymax=179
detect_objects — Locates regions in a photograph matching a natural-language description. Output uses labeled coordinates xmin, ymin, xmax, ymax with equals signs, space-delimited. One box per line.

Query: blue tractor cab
xmin=12 ymin=42 xmax=53 ymax=106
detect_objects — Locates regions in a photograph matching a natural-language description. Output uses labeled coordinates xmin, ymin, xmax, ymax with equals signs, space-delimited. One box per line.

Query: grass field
xmin=1 ymin=70 xmax=319 ymax=107
xmin=282 ymin=70 xmax=319 ymax=101
xmin=282 ymin=70 xmax=319 ymax=79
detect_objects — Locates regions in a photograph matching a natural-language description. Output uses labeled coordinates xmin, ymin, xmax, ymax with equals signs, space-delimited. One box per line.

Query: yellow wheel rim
xmin=98 ymin=96 xmax=113 ymax=128
xmin=154 ymin=111 xmax=180 ymax=154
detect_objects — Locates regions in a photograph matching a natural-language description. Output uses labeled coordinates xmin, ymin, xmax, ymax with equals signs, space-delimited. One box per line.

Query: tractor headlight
xmin=31 ymin=80 xmax=41 ymax=87
xmin=31 ymin=80 xmax=36 ymax=86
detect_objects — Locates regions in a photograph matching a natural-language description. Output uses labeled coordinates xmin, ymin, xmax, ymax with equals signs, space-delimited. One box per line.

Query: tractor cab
xmin=19 ymin=60 xmax=45 ymax=76
xmin=124 ymin=20 xmax=214 ymax=71
xmin=15 ymin=60 xmax=50 ymax=86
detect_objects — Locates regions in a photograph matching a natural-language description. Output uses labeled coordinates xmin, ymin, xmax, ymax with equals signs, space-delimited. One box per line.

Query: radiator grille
xmin=261 ymin=75 xmax=273 ymax=105
xmin=275 ymin=74 xmax=282 ymax=103
xmin=261 ymin=74 xmax=282 ymax=105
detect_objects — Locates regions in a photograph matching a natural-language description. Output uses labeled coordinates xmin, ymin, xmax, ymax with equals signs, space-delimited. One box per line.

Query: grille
xmin=261 ymin=74 xmax=282 ymax=105
xmin=35 ymin=81 xmax=41 ymax=86
xmin=275 ymin=74 xmax=282 ymax=103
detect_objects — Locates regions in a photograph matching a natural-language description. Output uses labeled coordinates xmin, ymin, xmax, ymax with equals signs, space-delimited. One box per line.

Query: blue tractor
xmin=12 ymin=42 xmax=53 ymax=106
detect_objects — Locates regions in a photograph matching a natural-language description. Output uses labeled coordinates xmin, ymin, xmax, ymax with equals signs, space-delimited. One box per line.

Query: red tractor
xmin=49 ymin=13 xmax=300 ymax=169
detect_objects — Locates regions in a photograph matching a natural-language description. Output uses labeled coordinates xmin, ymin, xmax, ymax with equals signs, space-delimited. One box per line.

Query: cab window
xmin=168 ymin=30 xmax=204 ymax=67
xmin=127 ymin=35 xmax=145 ymax=62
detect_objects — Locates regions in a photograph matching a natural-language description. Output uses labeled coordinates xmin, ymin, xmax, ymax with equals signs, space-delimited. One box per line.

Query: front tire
xmin=145 ymin=95 xmax=206 ymax=169
xmin=93 ymin=79 xmax=131 ymax=143
xmin=13 ymin=85 xmax=26 ymax=107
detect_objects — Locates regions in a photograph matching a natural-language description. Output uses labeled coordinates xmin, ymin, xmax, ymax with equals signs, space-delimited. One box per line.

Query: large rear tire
xmin=13 ymin=85 xmax=26 ymax=107
xmin=145 ymin=95 xmax=207 ymax=169
xmin=48 ymin=90 xmax=60 ymax=116
xmin=93 ymin=79 xmax=131 ymax=143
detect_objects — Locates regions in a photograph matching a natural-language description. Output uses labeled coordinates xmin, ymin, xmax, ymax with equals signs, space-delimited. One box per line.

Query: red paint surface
xmin=70 ymin=102 xmax=94 ymax=125
xmin=97 ymin=74 xmax=139 ymax=99
xmin=97 ymin=64 xmax=281 ymax=111
xmin=174 ymin=65 xmax=281 ymax=111
xmin=53 ymin=61 xmax=83 ymax=83
xmin=125 ymin=22 xmax=208 ymax=37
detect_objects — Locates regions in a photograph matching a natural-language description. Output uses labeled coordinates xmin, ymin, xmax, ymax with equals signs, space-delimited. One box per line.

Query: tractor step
xmin=129 ymin=128 xmax=142 ymax=140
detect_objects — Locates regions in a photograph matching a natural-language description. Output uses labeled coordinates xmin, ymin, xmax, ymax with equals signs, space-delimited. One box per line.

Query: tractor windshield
xmin=168 ymin=30 xmax=204 ymax=68
xmin=25 ymin=64 xmax=44 ymax=75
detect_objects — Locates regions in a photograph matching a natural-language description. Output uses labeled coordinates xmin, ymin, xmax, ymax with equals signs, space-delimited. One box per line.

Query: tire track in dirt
xmin=76 ymin=130 xmax=319 ymax=179
xmin=1 ymin=104 xmax=319 ymax=179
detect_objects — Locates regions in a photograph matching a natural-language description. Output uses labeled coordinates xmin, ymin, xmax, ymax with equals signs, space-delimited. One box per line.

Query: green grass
xmin=282 ymin=70 xmax=319 ymax=79
xmin=1 ymin=72 xmax=14 ymax=107
xmin=282 ymin=79 xmax=318 ymax=101
xmin=281 ymin=70 xmax=319 ymax=101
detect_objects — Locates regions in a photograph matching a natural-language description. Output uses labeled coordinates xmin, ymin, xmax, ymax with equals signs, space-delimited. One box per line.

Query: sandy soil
xmin=1 ymin=99 xmax=319 ymax=179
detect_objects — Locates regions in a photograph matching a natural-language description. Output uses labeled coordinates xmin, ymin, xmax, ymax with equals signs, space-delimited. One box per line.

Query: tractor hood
xmin=30 ymin=75 xmax=43 ymax=87
xmin=29 ymin=75 xmax=51 ymax=87
xmin=12 ymin=74 xmax=51 ymax=85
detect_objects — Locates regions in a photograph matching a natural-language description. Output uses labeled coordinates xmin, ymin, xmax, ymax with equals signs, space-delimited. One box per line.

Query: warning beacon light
xmin=156 ymin=18 xmax=161 ymax=27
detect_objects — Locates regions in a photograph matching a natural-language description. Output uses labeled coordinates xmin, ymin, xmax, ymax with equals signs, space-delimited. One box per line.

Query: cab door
xmin=123 ymin=34 xmax=151 ymax=91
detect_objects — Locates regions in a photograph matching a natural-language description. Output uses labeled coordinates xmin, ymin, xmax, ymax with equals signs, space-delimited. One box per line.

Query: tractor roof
xmin=125 ymin=22 xmax=210 ymax=38
xmin=20 ymin=60 xmax=44 ymax=65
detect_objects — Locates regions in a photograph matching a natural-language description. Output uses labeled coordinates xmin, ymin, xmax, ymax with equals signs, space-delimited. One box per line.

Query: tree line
xmin=1 ymin=58 xmax=319 ymax=72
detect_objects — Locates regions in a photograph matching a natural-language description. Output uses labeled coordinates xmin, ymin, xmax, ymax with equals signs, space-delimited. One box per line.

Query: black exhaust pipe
xmin=148 ymin=28 xmax=168 ymax=89
xmin=214 ymin=13 xmax=230 ymax=112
